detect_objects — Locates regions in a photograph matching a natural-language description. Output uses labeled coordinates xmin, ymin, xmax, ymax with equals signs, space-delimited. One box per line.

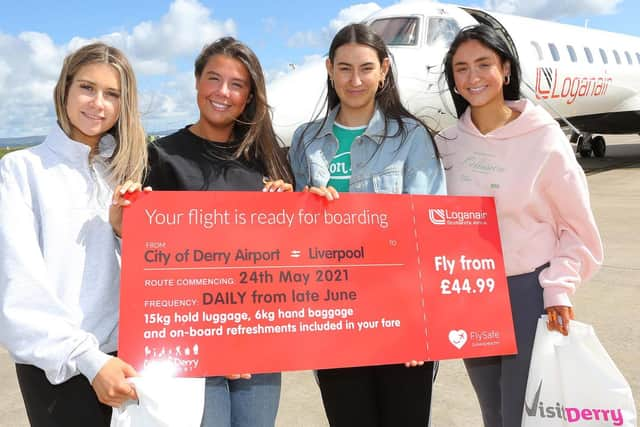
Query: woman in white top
xmin=0 ymin=42 xmax=147 ymax=426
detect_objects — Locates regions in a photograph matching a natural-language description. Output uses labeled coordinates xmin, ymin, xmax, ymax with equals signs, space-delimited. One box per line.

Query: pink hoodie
xmin=435 ymin=99 xmax=603 ymax=308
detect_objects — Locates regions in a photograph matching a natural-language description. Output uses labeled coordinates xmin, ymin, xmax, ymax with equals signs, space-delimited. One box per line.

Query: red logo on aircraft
xmin=535 ymin=67 xmax=612 ymax=104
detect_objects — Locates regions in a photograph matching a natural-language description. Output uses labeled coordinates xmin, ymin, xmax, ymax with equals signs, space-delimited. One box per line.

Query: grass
xmin=0 ymin=146 xmax=25 ymax=159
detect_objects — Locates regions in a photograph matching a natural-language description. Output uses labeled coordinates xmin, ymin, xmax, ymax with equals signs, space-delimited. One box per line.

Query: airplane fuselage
xmin=268 ymin=2 xmax=640 ymax=156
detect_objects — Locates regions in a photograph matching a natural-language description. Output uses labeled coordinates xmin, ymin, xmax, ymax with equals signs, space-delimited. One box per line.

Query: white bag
xmin=522 ymin=316 xmax=637 ymax=426
xmin=110 ymin=377 xmax=205 ymax=427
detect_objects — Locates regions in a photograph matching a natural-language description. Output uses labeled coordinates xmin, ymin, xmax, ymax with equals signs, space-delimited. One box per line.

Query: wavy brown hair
xmin=194 ymin=37 xmax=293 ymax=183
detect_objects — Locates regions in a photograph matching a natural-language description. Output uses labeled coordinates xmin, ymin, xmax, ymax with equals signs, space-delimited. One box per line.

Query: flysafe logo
xmin=524 ymin=380 xmax=625 ymax=425
xmin=448 ymin=329 xmax=467 ymax=349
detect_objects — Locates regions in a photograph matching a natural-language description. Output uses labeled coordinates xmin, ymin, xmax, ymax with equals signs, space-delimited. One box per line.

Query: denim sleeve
xmin=288 ymin=125 xmax=310 ymax=192
xmin=403 ymin=125 xmax=447 ymax=195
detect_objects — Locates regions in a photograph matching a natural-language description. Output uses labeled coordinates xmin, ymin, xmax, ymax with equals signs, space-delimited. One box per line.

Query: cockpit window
xmin=426 ymin=17 xmax=459 ymax=48
xmin=370 ymin=17 xmax=420 ymax=46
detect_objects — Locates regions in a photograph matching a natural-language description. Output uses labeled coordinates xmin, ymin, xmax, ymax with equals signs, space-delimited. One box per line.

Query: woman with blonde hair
xmin=0 ymin=42 xmax=147 ymax=426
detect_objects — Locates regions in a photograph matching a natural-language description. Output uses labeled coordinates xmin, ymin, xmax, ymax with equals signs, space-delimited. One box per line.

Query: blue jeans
xmin=200 ymin=373 xmax=281 ymax=427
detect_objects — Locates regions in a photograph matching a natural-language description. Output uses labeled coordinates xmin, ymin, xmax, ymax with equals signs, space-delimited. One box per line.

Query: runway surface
xmin=1 ymin=135 xmax=638 ymax=427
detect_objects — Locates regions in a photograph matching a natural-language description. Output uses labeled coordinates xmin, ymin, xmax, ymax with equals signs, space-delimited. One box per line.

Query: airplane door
xmin=370 ymin=15 xmax=458 ymax=131
xmin=422 ymin=16 xmax=459 ymax=129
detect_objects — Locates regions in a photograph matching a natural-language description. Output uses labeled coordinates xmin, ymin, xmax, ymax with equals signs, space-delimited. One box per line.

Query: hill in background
xmin=0 ymin=135 xmax=45 ymax=148
xmin=0 ymin=129 xmax=178 ymax=149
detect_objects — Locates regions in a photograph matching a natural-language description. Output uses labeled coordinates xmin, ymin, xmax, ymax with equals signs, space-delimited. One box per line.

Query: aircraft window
xmin=369 ymin=17 xmax=419 ymax=46
xmin=548 ymin=43 xmax=560 ymax=61
xmin=426 ymin=18 xmax=460 ymax=48
xmin=567 ymin=45 xmax=577 ymax=62
xmin=531 ymin=41 xmax=543 ymax=60
xmin=625 ymin=51 xmax=633 ymax=65
xmin=584 ymin=47 xmax=593 ymax=63
xmin=613 ymin=50 xmax=621 ymax=64
xmin=600 ymin=48 xmax=608 ymax=64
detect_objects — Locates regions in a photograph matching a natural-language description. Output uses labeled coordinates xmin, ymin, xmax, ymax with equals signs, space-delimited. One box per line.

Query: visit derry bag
xmin=522 ymin=316 xmax=637 ymax=426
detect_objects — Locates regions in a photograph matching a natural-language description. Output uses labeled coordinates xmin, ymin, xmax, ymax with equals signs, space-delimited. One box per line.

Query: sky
xmin=0 ymin=0 xmax=637 ymax=138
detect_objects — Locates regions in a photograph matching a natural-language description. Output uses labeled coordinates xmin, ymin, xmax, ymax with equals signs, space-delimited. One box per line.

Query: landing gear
xmin=575 ymin=133 xmax=607 ymax=158
xmin=591 ymin=135 xmax=606 ymax=158
xmin=576 ymin=134 xmax=592 ymax=158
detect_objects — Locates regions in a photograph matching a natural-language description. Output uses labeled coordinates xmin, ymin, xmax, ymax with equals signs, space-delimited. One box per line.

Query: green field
xmin=0 ymin=146 xmax=24 ymax=158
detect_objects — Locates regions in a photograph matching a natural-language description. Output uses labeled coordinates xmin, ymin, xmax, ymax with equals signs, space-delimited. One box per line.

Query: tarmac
xmin=1 ymin=135 xmax=639 ymax=427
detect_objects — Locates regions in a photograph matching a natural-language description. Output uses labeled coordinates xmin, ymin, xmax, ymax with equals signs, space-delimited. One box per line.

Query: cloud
xmin=139 ymin=71 xmax=199 ymax=132
xmin=0 ymin=0 xmax=233 ymax=137
xmin=129 ymin=0 xmax=235 ymax=59
xmin=328 ymin=3 xmax=382 ymax=32
xmin=484 ymin=0 xmax=622 ymax=19
xmin=287 ymin=2 xmax=382 ymax=48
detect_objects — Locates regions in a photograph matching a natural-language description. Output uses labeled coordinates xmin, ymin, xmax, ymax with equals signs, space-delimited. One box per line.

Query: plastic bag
xmin=522 ymin=316 xmax=637 ymax=426
xmin=110 ymin=377 xmax=205 ymax=427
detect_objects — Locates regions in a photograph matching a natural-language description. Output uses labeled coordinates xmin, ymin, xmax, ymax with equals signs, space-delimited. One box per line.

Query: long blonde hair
xmin=54 ymin=42 xmax=147 ymax=184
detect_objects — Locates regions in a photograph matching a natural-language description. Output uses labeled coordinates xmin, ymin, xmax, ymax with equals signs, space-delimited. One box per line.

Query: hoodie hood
xmin=458 ymin=99 xmax=558 ymax=140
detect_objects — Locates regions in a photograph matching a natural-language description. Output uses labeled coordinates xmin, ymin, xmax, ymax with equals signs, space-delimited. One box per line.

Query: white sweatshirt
xmin=436 ymin=99 xmax=603 ymax=308
xmin=0 ymin=124 xmax=120 ymax=384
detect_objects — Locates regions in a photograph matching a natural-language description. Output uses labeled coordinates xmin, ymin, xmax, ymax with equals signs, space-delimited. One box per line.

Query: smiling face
xmin=327 ymin=42 xmax=389 ymax=123
xmin=65 ymin=62 xmax=121 ymax=147
xmin=194 ymin=54 xmax=251 ymax=142
xmin=452 ymin=39 xmax=510 ymax=111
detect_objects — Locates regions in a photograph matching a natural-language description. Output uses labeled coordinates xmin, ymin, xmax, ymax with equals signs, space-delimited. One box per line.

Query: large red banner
xmin=119 ymin=192 xmax=515 ymax=377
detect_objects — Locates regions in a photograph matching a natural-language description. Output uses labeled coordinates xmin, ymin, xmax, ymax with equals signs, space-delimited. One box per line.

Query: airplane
xmin=267 ymin=1 xmax=640 ymax=158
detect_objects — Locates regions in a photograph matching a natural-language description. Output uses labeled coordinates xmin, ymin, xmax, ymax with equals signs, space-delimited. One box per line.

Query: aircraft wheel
xmin=592 ymin=135 xmax=606 ymax=158
xmin=576 ymin=135 xmax=592 ymax=158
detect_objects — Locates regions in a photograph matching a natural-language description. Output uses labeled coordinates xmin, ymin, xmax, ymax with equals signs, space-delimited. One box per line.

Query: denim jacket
xmin=288 ymin=105 xmax=446 ymax=195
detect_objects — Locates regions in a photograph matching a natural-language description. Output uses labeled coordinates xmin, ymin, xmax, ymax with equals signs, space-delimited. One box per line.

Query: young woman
xmin=0 ymin=43 xmax=147 ymax=426
xmin=288 ymin=23 xmax=445 ymax=427
xmin=111 ymin=37 xmax=292 ymax=427
xmin=436 ymin=24 xmax=603 ymax=427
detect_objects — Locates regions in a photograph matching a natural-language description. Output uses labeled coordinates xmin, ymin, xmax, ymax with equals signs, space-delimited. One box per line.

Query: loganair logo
xmin=535 ymin=67 xmax=612 ymax=105
xmin=524 ymin=380 xmax=625 ymax=425
xmin=428 ymin=208 xmax=488 ymax=225
xmin=429 ymin=209 xmax=446 ymax=225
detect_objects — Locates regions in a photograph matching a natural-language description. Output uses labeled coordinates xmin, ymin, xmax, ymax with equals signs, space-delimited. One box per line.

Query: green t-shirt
xmin=327 ymin=123 xmax=366 ymax=192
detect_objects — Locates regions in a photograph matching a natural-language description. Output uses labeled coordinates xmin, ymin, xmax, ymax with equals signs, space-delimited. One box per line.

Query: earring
xmin=453 ymin=87 xmax=460 ymax=95
xmin=330 ymin=79 xmax=335 ymax=88
xmin=504 ymin=74 xmax=511 ymax=85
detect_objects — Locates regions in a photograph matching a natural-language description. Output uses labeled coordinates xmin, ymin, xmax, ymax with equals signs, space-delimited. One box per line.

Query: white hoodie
xmin=0 ymin=124 xmax=120 ymax=384
xmin=436 ymin=99 xmax=603 ymax=308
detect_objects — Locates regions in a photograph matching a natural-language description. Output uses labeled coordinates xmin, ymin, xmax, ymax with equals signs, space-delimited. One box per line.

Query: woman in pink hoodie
xmin=435 ymin=25 xmax=603 ymax=427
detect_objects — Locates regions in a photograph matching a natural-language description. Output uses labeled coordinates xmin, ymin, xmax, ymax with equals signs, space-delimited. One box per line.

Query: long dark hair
xmin=443 ymin=24 xmax=521 ymax=118
xmin=194 ymin=37 xmax=292 ymax=182
xmin=303 ymin=23 xmax=435 ymax=151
